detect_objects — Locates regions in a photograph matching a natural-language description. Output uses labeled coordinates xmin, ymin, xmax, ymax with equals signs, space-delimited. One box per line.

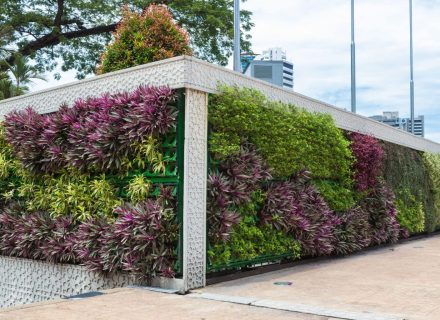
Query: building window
xmin=283 ymin=62 xmax=293 ymax=70
xmin=254 ymin=65 xmax=273 ymax=79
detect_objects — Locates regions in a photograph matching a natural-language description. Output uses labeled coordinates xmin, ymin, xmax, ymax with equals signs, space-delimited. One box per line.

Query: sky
xmin=30 ymin=0 xmax=440 ymax=141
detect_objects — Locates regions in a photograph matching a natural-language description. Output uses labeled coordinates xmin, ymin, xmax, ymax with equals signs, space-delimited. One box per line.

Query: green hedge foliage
xmin=396 ymin=189 xmax=425 ymax=234
xmin=423 ymin=153 xmax=440 ymax=230
xmin=382 ymin=141 xmax=437 ymax=232
xmin=313 ymin=179 xmax=356 ymax=212
xmin=209 ymin=86 xmax=354 ymax=181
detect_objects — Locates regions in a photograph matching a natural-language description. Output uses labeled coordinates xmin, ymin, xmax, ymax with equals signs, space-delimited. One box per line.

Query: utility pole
xmin=409 ymin=0 xmax=415 ymax=134
xmin=233 ymin=0 xmax=242 ymax=72
xmin=351 ymin=0 xmax=356 ymax=113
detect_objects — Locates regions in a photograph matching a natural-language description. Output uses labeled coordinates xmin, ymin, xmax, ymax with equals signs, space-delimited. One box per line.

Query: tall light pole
xmin=350 ymin=0 xmax=356 ymax=113
xmin=409 ymin=0 xmax=415 ymax=134
xmin=233 ymin=0 xmax=242 ymax=72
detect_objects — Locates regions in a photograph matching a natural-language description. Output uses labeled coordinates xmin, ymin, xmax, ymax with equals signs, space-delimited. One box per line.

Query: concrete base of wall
xmin=0 ymin=256 xmax=142 ymax=308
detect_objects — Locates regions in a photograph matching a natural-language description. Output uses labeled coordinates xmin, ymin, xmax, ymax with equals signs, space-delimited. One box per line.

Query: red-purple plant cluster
xmin=261 ymin=170 xmax=340 ymax=256
xmin=333 ymin=206 xmax=372 ymax=255
xmin=350 ymin=132 xmax=385 ymax=192
xmin=76 ymin=198 xmax=178 ymax=278
xmin=207 ymin=144 xmax=272 ymax=241
xmin=0 ymin=209 xmax=77 ymax=263
xmin=358 ymin=182 xmax=401 ymax=245
xmin=0 ymin=195 xmax=178 ymax=279
xmin=4 ymin=86 xmax=176 ymax=173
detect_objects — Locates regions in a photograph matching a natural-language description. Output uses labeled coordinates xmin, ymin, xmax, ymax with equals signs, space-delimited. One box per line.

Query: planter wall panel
xmin=0 ymin=256 xmax=139 ymax=309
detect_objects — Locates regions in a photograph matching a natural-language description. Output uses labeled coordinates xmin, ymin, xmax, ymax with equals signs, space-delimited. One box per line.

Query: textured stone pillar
xmin=182 ymin=88 xmax=208 ymax=290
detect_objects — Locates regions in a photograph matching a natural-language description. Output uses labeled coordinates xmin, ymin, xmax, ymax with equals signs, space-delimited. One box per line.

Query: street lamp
xmin=233 ymin=0 xmax=242 ymax=72
xmin=409 ymin=0 xmax=415 ymax=134
xmin=351 ymin=0 xmax=356 ymax=113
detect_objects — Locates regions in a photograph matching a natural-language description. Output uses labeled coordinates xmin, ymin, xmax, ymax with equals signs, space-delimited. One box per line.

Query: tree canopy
xmin=0 ymin=0 xmax=253 ymax=79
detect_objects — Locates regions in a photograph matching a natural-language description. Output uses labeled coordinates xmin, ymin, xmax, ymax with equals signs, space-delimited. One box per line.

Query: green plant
xmin=382 ymin=141 xmax=435 ymax=232
xmin=423 ymin=152 xmax=440 ymax=230
xmin=4 ymin=54 xmax=46 ymax=91
xmin=97 ymin=5 xmax=192 ymax=74
xmin=127 ymin=136 xmax=167 ymax=175
xmin=396 ymin=189 xmax=425 ymax=234
xmin=126 ymin=175 xmax=152 ymax=203
xmin=208 ymin=215 xmax=301 ymax=267
xmin=18 ymin=172 xmax=122 ymax=221
xmin=313 ymin=179 xmax=356 ymax=212
xmin=209 ymin=86 xmax=353 ymax=181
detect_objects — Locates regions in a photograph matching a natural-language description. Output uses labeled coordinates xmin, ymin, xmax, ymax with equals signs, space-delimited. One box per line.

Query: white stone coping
xmin=0 ymin=55 xmax=438 ymax=153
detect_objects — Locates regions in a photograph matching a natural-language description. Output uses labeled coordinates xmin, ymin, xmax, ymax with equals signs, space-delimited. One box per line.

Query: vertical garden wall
xmin=0 ymin=56 xmax=439 ymax=302
xmin=206 ymin=86 xmax=440 ymax=273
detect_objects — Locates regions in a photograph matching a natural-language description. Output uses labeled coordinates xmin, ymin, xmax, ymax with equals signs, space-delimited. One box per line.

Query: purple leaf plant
xmin=4 ymin=86 xmax=177 ymax=173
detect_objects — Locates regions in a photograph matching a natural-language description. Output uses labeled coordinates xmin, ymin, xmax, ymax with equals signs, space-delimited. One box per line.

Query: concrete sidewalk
xmin=197 ymin=235 xmax=440 ymax=320
xmin=0 ymin=287 xmax=333 ymax=320
xmin=1 ymin=235 xmax=439 ymax=320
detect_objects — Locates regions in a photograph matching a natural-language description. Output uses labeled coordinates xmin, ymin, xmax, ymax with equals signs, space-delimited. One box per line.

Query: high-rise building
xmin=402 ymin=115 xmax=425 ymax=137
xmin=369 ymin=111 xmax=425 ymax=137
xmin=241 ymin=48 xmax=294 ymax=90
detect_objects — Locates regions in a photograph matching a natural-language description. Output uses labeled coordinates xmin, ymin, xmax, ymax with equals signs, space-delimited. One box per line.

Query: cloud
xmin=242 ymin=0 xmax=440 ymax=140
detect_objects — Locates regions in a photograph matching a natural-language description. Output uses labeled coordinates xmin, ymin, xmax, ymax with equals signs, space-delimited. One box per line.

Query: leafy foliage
xmin=0 ymin=72 xmax=17 ymax=100
xmin=0 ymin=0 xmax=253 ymax=78
xmin=18 ymin=172 xmax=122 ymax=221
xmin=207 ymin=144 xmax=271 ymax=242
xmin=382 ymin=141 xmax=435 ymax=232
xmin=358 ymin=182 xmax=402 ymax=245
xmin=333 ymin=207 xmax=371 ymax=255
xmin=350 ymin=133 xmax=384 ymax=192
xmin=209 ymin=86 xmax=353 ymax=180
xmin=313 ymin=179 xmax=356 ymax=212
xmin=0 ymin=84 xmax=180 ymax=280
xmin=97 ymin=5 xmax=192 ymax=74
xmin=4 ymin=54 xmax=46 ymax=91
xmin=0 ymin=197 xmax=178 ymax=279
xmin=423 ymin=153 xmax=440 ymax=230
xmin=0 ymin=208 xmax=78 ymax=263
xmin=208 ymin=215 xmax=301 ymax=267
xmin=4 ymin=85 xmax=176 ymax=174
xmin=260 ymin=170 xmax=340 ymax=256
xmin=77 ymin=199 xmax=178 ymax=279
xmin=126 ymin=175 xmax=152 ymax=204
xmin=396 ymin=189 xmax=425 ymax=234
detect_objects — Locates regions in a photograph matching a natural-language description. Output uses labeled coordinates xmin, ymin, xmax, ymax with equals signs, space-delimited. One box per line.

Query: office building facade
xmin=369 ymin=111 xmax=425 ymax=137
xmin=241 ymin=48 xmax=294 ymax=90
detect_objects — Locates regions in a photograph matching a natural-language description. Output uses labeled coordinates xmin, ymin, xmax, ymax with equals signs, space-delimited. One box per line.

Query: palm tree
xmin=4 ymin=54 xmax=46 ymax=92
xmin=0 ymin=72 xmax=15 ymax=100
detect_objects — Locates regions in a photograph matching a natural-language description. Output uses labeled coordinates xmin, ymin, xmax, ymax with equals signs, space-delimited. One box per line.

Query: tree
xmin=97 ymin=5 xmax=192 ymax=74
xmin=0 ymin=72 xmax=15 ymax=100
xmin=5 ymin=54 xmax=46 ymax=90
xmin=0 ymin=0 xmax=253 ymax=79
